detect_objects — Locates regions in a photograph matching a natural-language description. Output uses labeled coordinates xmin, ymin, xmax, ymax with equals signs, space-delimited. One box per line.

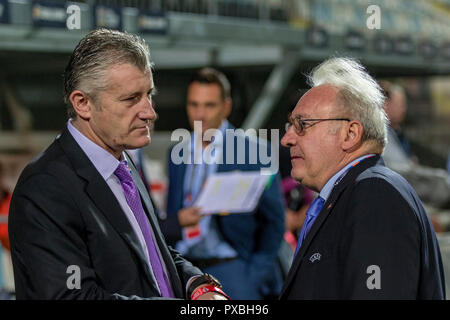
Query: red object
xmin=149 ymin=182 xmax=164 ymax=191
xmin=186 ymin=227 xmax=201 ymax=239
xmin=191 ymin=285 xmax=231 ymax=300
xmin=0 ymin=192 xmax=12 ymax=251
xmin=284 ymin=231 xmax=297 ymax=252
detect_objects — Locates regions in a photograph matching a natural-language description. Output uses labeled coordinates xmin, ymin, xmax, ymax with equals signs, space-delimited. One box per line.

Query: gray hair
xmin=307 ymin=57 xmax=389 ymax=148
xmin=63 ymin=28 xmax=152 ymax=118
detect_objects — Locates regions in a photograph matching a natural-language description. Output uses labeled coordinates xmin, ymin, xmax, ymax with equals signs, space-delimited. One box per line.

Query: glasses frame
xmin=285 ymin=113 xmax=351 ymax=135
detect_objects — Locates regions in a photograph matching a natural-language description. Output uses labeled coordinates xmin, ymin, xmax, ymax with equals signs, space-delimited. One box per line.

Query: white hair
xmin=307 ymin=57 xmax=389 ymax=148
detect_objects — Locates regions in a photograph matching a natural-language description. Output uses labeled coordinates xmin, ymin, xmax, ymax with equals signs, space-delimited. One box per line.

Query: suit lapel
xmin=83 ymin=174 xmax=158 ymax=287
xmin=279 ymin=195 xmax=336 ymax=298
xmin=280 ymin=155 xmax=381 ymax=298
xmin=56 ymin=128 xmax=159 ymax=293
xmin=125 ymin=153 xmax=184 ymax=297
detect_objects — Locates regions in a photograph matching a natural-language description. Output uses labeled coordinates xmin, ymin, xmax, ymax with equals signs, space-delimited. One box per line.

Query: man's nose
xmin=281 ymin=128 xmax=295 ymax=148
xmin=194 ymin=106 xmax=206 ymax=120
xmin=140 ymin=98 xmax=157 ymax=121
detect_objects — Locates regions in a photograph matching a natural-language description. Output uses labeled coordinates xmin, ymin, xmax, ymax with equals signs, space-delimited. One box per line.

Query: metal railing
xmin=2 ymin=0 xmax=449 ymax=39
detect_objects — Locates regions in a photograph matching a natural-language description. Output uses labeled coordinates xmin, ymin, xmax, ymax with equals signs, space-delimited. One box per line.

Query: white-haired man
xmin=279 ymin=57 xmax=445 ymax=299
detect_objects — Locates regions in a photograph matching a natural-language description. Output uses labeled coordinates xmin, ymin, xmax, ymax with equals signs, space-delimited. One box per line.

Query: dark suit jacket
xmin=280 ymin=156 xmax=446 ymax=300
xmin=160 ymin=123 xmax=285 ymax=288
xmin=9 ymin=127 xmax=202 ymax=300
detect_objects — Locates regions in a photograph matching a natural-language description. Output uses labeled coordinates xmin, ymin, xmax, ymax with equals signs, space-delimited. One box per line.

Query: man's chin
xmin=291 ymin=168 xmax=303 ymax=182
xmin=124 ymin=137 xmax=151 ymax=150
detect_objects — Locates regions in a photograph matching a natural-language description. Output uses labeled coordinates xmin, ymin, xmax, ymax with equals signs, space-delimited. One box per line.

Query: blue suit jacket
xmin=161 ymin=123 xmax=285 ymax=286
xmin=280 ymin=156 xmax=446 ymax=299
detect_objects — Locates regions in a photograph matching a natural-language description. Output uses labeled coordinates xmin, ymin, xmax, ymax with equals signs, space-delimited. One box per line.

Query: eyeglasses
xmin=285 ymin=113 xmax=350 ymax=135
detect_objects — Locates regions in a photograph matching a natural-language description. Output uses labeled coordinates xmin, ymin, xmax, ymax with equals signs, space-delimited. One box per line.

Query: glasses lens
xmin=297 ymin=120 xmax=304 ymax=134
xmin=285 ymin=122 xmax=291 ymax=133
xmin=286 ymin=119 xmax=303 ymax=134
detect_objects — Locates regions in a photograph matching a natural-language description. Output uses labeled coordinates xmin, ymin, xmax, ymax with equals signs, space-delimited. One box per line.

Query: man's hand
xmin=196 ymin=292 xmax=228 ymax=300
xmin=178 ymin=207 xmax=202 ymax=227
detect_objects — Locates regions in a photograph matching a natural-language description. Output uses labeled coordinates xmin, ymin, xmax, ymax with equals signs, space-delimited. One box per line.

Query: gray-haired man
xmin=9 ymin=29 xmax=229 ymax=300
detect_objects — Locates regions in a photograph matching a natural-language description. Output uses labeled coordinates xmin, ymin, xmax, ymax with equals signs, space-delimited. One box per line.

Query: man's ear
xmin=69 ymin=90 xmax=93 ymax=120
xmin=341 ymin=120 xmax=364 ymax=152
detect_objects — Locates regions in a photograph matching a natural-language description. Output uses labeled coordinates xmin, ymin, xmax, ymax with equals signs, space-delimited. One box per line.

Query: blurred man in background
xmin=380 ymin=81 xmax=418 ymax=165
xmin=380 ymin=81 xmax=445 ymax=232
xmin=161 ymin=67 xmax=285 ymax=299
xmin=280 ymin=57 xmax=445 ymax=299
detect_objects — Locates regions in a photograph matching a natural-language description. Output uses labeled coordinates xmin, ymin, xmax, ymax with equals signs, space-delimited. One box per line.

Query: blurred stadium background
xmin=0 ymin=0 xmax=449 ymax=298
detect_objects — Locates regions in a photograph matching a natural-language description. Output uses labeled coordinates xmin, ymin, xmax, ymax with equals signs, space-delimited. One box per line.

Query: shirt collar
xmin=67 ymin=119 xmax=123 ymax=180
xmin=319 ymin=154 xmax=375 ymax=201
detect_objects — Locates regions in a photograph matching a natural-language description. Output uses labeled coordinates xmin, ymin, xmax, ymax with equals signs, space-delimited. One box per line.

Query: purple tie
xmin=114 ymin=161 xmax=174 ymax=298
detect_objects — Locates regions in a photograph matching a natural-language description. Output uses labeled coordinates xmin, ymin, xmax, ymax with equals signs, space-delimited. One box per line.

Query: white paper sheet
xmin=193 ymin=171 xmax=271 ymax=215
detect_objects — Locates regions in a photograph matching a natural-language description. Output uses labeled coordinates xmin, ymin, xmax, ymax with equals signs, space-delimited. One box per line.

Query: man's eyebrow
xmin=118 ymin=86 xmax=157 ymax=100
xmin=288 ymin=112 xmax=309 ymax=120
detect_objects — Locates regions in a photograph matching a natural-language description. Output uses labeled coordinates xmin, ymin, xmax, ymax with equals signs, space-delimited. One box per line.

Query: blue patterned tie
xmin=115 ymin=161 xmax=174 ymax=297
xmin=294 ymin=196 xmax=325 ymax=256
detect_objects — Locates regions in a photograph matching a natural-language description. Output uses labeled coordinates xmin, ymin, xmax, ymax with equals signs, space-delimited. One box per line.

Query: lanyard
xmin=183 ymin=139 xmax=220 ymax=207
xmin=334 ymin=154 xmax=376 ymax=187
